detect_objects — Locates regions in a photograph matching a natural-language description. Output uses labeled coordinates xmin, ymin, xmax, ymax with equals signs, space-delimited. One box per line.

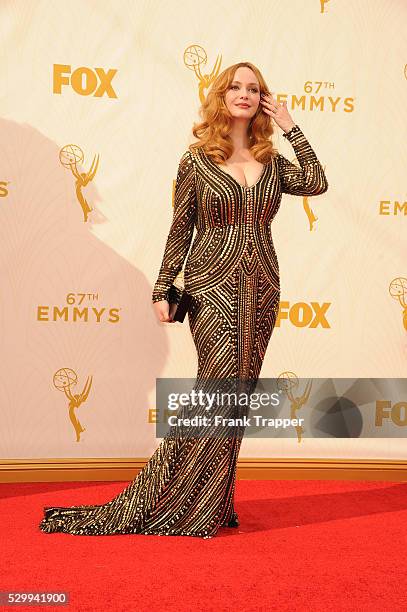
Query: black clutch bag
xmin=167 ymin=284 xmax=193 ymax=323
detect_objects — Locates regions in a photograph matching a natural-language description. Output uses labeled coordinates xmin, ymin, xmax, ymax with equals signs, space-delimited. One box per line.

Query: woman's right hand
xmin=153 ymin=300 xmax=177 ymax=323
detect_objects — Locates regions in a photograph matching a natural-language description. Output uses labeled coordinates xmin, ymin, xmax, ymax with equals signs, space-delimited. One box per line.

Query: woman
xmin=39 ymin=62 xmax=328 ymax=539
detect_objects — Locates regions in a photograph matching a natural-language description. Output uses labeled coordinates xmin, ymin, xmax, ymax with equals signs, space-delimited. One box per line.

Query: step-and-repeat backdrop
xmin=0 ymin=0 xmax=405 ymax=460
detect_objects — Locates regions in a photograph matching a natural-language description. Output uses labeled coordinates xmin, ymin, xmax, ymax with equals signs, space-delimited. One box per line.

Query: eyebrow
xmin=232 ymin=80 xmax=259 ymax=86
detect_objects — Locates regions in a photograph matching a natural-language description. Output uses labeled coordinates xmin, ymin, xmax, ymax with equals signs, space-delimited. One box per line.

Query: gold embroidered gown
xmin=39 ymin=125 xmax=328 ymax=539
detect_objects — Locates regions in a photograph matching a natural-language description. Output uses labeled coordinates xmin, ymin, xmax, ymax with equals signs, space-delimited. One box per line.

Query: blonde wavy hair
xmin=189 ymin=61 xmax=279 ymax=165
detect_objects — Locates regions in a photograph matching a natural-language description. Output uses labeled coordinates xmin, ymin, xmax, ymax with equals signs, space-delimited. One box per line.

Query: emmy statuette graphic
xmin=53 ymin=368 xmax=93 ymax=442
xmin=389 ymin=277 xmax=407 ymax=331
xmin=277 ymin=371 xmax=313 ymax=443
xmin=59 ymin=144 xmax=100 ymax=222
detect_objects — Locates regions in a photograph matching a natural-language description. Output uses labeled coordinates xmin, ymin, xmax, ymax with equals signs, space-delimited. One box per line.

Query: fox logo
xmin=53 ymin=64 xmax=118 ymax=98
xmin=276 ymin=301 xmax=331 ymax=328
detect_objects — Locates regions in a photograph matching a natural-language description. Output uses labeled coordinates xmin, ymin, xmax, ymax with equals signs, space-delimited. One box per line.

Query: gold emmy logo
xmin=53 ymin=368 xmax=93 ymax=442
xmin=276 ymin=301 xmax=331 ymax=328
xmin=59 ymin=144 xmax=99 ymax=222
xmin=289 ymin=156 xmax=324 ymax=230
xmin=53 ymin=64 xmax=118 ymax=98
xmin=0 ymin=181 xmax=9 ymax=197
xmin=183 ymin=45 xmax=222 ymax=104
xmin=277 ymin=372 xmax=312 ymax=443
xmin=389 ymin=277 xmax=407 ymax=331
xmin=303 ymin=194 xmax=318 ymax=231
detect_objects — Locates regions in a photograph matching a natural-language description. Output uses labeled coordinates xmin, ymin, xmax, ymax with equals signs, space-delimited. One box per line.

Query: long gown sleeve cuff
xmin=152 ymin=284 xmax=182 ymax=304
xmin=282 ymin=124 xmax=302 ymax=140
xmin=152 ymin=282 xmax=170 ymax=302
xmin=152 ymin=293 xmax=168 ymax=303
xmin=282 ymin=124 xmax=320 ymax=165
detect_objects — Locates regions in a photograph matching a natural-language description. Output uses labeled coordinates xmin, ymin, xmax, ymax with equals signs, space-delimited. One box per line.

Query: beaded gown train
xmin=39 ymin=125 xmax=328 ymax=539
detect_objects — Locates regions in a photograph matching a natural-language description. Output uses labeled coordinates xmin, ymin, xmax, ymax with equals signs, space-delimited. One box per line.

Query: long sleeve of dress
xmin=152 ymin=150 xmax=197 ymax=303
xmin=277 ymin=124 xmax=328 ymax=196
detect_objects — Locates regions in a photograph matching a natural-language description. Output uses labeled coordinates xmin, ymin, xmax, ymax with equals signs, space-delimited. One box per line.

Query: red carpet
xmin=1 ymin=479 xmax=407 ymax=611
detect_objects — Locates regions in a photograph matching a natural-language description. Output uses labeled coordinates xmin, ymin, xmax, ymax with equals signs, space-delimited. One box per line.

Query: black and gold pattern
xmin=39 ymin=125 xmax=328 ymax=539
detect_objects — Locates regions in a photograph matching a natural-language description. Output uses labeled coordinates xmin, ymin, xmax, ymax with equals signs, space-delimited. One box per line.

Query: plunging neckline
xmin=202 ymin=149 xmax=267 ymax=189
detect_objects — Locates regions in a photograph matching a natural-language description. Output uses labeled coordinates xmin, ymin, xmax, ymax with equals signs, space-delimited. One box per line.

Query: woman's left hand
xmin=260 ymin=92 xmax=296 ymax=134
